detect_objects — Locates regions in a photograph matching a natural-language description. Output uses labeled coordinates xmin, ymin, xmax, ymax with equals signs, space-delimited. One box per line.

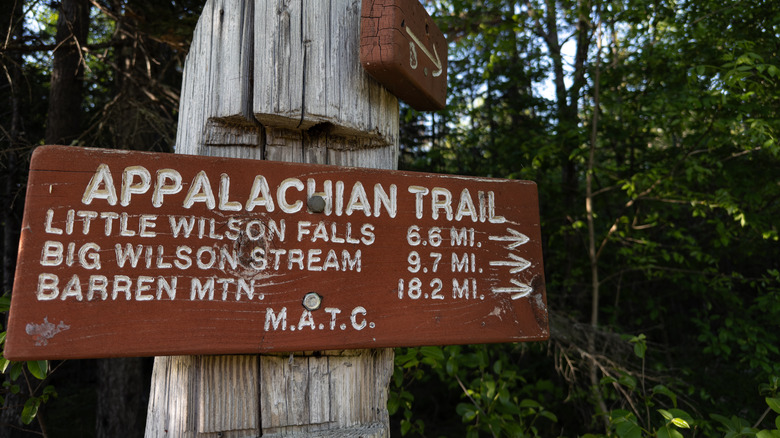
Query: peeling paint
xmin=488 ymin=306 xmax=503 ymax=320
xmin=25 ymin=317 xmax=70 ymax=346
xmin=534 ymin=292 xmax=547 ymax=312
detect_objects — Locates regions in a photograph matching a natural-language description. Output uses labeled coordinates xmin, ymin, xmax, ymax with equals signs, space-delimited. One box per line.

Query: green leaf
xmin=767 ymin=397 xmax=780 ymax=414
xmin=671 ymin=418 xmax=691 ymax=429
xmin=27 ymin=360 xmax=48 ymax=380
xmin=540 ymin=409 xmax=558 ymax=423
xmin=633 ymin=342 xmax=647 ymax=359
xmin=601 ymin=376 xmax=618 ymax=385
xmin=21 ymin=397 xmax=41 ymax=425
xmin=657 ymin=424 xmax=684 ymax=438
xmin=387 ymin=395 xmax=400 ymax=415
xmin=658 ymin=409 xmax=674 ymax=421
xmin=615 ymin=419 xmax=642 ymax=438
xmin=456 ymin=403 xmax=477 ymax=422
xmin=483 ymin=379 xmax=496 ymax=399
xmin=630 ymin=334 xmax=647 ymax=359
xmin=519 ymin=399 xmax=542 ymax=408
xmin=9 ymin=362 xmax=23 ymax=381
xmin=653 ymin=385 xmax=678 ymax=408
xmin=0 ymin=294 xmax=11 ymax=312
xmin=668 ymin=408 xmax=695 ymax=425
xmin=619 ymin=374 xmax=637 ymax=390
xmin=400 ymin=419 xmax=411 ymax=435
xmin=445 ymin=357 xmax=457 ymax=376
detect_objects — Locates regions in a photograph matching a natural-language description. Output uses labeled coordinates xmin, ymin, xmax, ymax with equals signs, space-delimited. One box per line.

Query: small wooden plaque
xmin=360 ymin=0 xmax=448 ymax=110
xmin=5 ymin=146 xmax=547 ymax=360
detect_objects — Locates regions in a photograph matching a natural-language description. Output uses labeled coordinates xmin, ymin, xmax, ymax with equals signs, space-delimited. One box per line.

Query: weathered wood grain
xmin=254 ymin=0 xmax=398 ymax=147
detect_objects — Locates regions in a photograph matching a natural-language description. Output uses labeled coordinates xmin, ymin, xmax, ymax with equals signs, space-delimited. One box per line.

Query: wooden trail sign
xmin=5 ymin=145 xmax=547 ymax=361
xmin=361 ymin=0 xmax=448 ymax=110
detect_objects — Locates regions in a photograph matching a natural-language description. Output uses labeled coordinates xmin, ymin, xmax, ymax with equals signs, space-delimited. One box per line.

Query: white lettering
xmin=374 ymin=184 xmax=397 ymax=218
xmin=88 ymin=275 xmax=108 ymax=300
xmin=487 ymin=191 xmax=506 ymax=223
xmin=408 ymin=186 xmax=429 ymax=219
xmin=456 ymin=188 xmax=478 ymax=222
xmin=77 ymin=210 xmax=98 ymax=234
xmin=278 ymin=178 xmax=304 ymax=213
xmin=44 ymin=209 xmax=63 ymax=234
xmin=431 ymin=187 xmax=453 ymax=220
xmin=41 ymin=241 xmax=63 ymax=266
xmin=345 ymin=182 xmax=371 ymax=217
xmin=246 ymin=175 xmax=275 ymax=212
xmin=139 ymin=215 xmax=157 ymax=237
xmin=324 ymin=307 xmax=341 ymax=330
xmin=82 ymin=164 xmax=118 ymax=205
xmin=183 ymin=171 xmax=216 ymax=209
xmin=298 ymin=310 xmax=315 ymax=330
xmin=120 ymin=166 xmax=151 ymax=207
xmin=218 ymin=173 xmax=242 ymax=211
xmin=174 ymin=246 xmax=192 ymax=269
xmin=61 ymin=274 xmax=83 ymax=301
xmin=152 ymin=169 xmax=182 ymax=207
xmin=350 ymin=306 xmax=367 ymax=330
xmin=136 ymin=276 xmax=154 ymax=301
xmin=190 ymin=277 xmax=215 ymax=300
xmin=170 ymin=216 xmax=195 ymax=238
xmin=265 ymin=307 xmax=288 ymax=331
xmin=37 ymin=273 xmax=59 ymax=300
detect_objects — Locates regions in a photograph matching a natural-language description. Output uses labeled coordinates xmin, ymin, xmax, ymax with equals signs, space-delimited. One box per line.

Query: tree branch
xmin=0 ymin=40 xmax=127 ymax=54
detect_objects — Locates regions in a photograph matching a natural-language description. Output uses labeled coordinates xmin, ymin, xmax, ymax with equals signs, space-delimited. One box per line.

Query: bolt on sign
xmin=360 ymin=0 xmax=447 ymax=110
xmin=5 ymin=146 xmax=547 ymax=360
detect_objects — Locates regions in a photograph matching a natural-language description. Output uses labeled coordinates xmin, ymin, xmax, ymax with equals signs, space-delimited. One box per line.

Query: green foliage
xmin=0 ymin=294 xmax=55 ymax=426
xmin=395 ymin=1 xmax=780 ymax=433
xmin=708 ymin=377 xmax=780 ymax=438
xmin=391 ymin=344 xmax=558 ymax=436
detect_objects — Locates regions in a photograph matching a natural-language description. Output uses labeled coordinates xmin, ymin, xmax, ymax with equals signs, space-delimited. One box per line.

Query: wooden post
xmin=145 ymin=0 xmax=398 ymax=436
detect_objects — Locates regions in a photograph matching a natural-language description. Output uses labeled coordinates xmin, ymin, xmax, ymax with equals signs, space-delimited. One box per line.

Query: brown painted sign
xmin=5 ymin=146 xmax=547 ymax=360
xmin=360 ymin=0 xmax=447 ymax=110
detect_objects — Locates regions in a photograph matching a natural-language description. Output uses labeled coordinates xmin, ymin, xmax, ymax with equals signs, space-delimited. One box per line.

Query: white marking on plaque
xmin=488 ymin=228 xmax=530 ymax=249
xmin=26 ymin=317 xmax=70 ymax=346
xmin=489 ymin=253 xmax=531 ymax=274
xmin=492 ymin=279 xmax=533 ymax=300
xmin=405 ymin=26 xmax=443 ymax=77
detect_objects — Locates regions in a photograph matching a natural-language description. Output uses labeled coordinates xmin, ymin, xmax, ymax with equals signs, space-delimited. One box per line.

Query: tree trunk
xmin=96 ymin=358 xmax=149 ymax=438
xmin=45 ymin=0 xmax=90 ymax=145
xmin=145 ymin=0 xmax=398 ymax=436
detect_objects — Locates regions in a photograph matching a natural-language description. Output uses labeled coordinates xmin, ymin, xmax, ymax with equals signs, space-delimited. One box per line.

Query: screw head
xmin=302 ymin=292 xmax=322 ymax=311
xmin=307 ymin=195 xmax=326 ymax=213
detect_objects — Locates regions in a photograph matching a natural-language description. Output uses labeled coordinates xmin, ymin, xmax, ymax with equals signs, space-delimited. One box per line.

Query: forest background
xmin=0 ymin=0 xmax=778 ymax=437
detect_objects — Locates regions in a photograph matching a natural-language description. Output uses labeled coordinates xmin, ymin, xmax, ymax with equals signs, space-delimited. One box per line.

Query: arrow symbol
xmin=489 ymin=253 xmax=531 ymax=274
xmin=489 ymin=228 xmax=530 ymax=249
xmin=492 ymin=279 xmax=533 ymax=300
xmin=405 ymin=26 xmax=443 ymax=77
